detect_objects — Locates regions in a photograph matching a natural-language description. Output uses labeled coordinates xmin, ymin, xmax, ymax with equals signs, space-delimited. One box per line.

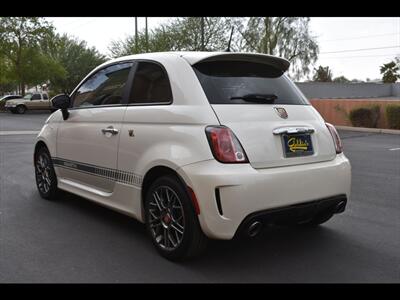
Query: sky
xmin=46 ymin=17 xmax=400 ymax=82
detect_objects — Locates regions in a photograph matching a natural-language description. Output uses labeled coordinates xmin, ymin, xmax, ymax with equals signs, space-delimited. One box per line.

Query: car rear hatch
xmin=190 ymin=53 xmax=337 ymax=169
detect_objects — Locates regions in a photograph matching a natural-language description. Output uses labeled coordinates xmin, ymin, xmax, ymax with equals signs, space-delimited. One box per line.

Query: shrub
xmin=385 ymin=104 xmax=400 ymax=129
xmin=348 ymin=105 xmax=380 ymax=128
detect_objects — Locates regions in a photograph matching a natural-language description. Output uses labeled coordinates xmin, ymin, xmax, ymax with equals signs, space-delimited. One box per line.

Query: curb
xmin=335 ymin=125 xmax=400 ymax=135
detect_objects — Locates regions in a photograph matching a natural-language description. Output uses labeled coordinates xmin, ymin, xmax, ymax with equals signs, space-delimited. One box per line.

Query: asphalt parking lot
xmin=0 ymin=111 xmax=49 ymax=132
xmin=0 ymin=112 xmax=399 ymax=283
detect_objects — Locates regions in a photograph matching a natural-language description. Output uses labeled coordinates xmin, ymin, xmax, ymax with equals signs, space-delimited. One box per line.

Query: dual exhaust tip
xmin=335 ymin=201 xmax=346 ymax=214
xmin=247 ymin=221 xmax=263 ymax=237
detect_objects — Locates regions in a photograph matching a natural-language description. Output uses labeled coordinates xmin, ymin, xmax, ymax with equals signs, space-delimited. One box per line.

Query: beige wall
xmin=310 ymin=99 xmax=400 ymax=129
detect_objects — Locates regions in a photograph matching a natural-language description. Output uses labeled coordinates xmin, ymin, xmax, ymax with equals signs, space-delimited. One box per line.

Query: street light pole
xmin=135 ymin=17 xmax=138 ymax=53
xmin=201 ymin=17 xmax=205 ymax=51
xmin=145 ymin=17 xmax=148 ymax=52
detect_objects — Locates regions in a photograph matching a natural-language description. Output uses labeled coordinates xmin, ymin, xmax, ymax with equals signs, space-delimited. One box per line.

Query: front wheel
xmin=34 ymin=146 xmax=59 ymax=200
xmin=145 ymin=175 xmax=208 ymax=261
xmin=16 ymin=105 xmax=26 ymax=114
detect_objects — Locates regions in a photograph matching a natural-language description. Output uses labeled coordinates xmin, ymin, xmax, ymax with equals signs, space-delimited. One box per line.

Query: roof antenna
xmin=225 ymin=26 xmax=234 ymax=52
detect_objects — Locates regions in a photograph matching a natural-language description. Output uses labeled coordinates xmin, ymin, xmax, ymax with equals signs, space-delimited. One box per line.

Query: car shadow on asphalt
xmin=52 ymin=190 xmax=149 ymax=239
xmin=51 ymin=190 xmax=354 ymax=271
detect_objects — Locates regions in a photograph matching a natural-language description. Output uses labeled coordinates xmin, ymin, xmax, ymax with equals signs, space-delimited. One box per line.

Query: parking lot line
xmin=388 ymin=147 xmax=400 ymax=151
xmin=0 ymin=130 xmax=39 ymax=136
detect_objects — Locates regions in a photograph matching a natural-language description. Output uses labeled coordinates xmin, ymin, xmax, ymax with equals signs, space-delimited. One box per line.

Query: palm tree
xmin=313 ymin=66 xmax=333 ymax=82
xmin=380 ymin=60 xmax=400 ymax=83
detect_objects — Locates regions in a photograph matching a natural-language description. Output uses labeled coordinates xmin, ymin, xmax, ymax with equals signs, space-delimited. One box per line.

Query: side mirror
xmin=51 ymin=94 xmax=70 ymax=120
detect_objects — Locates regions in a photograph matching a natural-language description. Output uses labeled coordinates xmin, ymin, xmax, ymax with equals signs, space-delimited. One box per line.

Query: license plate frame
xmin=281 ymin=133 xmax=314 ymax=158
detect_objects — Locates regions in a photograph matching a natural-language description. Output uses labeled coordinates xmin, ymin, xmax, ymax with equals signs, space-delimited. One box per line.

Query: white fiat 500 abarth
xmin=34 ymin=52 xmax=351 ymax=260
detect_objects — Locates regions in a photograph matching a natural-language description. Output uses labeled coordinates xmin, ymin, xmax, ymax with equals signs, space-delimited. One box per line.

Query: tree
xmin=108 ymin=17 xmax=232 ymax=58
xmin=313 ymin=66 xmax=333 ymax=82
xmin=380 ymin=60 xmax=400 ymax=83
xmin=0 ymin=17 xmax=62 ymax=95
xmin=0 ymin=53 xmax=18 ymax=94
xmin=42 ymin=33 xmax=106 ymax=94
xmin=164 ymin=17 xmax=231 ymax=51
xmin=333 ymin=76 xmax=350 ymax=83
xmin=107 ymin=17 xmax=319 ymax=80
xmin=234 ymin=17 xmax=319 ymax=80
xmin=108 ymin=27 xmax=175 ymax=57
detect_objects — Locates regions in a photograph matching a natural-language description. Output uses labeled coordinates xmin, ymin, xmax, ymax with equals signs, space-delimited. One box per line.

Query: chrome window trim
xmin=69 ymin=60 xmax=136 ymax=109
xmin=68 ymin=59 xmax=174 ymax=110
xmin=126 ymin=59 xmax=173 ymax=106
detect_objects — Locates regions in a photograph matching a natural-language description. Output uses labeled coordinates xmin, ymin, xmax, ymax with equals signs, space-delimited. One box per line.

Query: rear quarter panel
xmin=118 ymin=105 xmax=218 ymax=181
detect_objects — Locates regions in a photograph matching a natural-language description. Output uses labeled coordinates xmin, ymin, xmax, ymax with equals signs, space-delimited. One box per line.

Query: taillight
xmin=205 ymin=126 xmax=249 ymax=163
xmin=326 ymin=123 xmax=343 ymax=154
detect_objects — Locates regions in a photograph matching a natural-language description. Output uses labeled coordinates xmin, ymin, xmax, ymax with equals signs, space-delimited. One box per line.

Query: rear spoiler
xmin=187 ymin=52 xmax=290 ymax=73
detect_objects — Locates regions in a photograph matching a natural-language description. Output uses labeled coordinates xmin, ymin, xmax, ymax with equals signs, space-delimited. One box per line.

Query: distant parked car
xmin=0 ymin=94 xmax=22 ymax=102
xmin=4 ymin=92 xmax=52 ymax=114
xmin=0 ymin=95 xmax=22 ymax=111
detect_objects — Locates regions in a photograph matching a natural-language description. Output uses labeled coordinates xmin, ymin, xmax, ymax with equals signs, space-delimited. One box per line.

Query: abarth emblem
xmin=274 ymin=107 xmax=288 ymax=119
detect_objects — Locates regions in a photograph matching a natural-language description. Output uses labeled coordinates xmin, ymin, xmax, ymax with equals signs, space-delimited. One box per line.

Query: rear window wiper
xmin=230 ymin=94 xmax=277 ymax=103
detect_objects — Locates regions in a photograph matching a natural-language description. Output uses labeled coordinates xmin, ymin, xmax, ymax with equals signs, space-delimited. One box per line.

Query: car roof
xmin=0 ymin=95 xmax=20 ymax=99
xmin=106 ymin=51 xmax=290 ymax=72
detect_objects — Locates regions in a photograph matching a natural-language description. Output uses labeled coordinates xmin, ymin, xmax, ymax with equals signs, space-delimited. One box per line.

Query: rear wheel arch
xmin=141 ymin=166 xmax=192 ymax=219
xmin=141 ymin=166 xmax=207 ymax=260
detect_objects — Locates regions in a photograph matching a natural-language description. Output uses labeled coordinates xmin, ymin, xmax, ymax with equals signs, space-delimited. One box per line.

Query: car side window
xmin=129 ymin=62 xmax=172 ymax=104
xmin=72 ymin=62 xmax=133 ymax=108
xmin=31 ymin=94 xmax=41 ymax=100
xmin=43 ymin=94 xmax=48 ymax=100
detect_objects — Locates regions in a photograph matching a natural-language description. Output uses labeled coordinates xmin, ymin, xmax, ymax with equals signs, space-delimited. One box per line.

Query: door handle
xmin=101 ymin=126 xmax=119 ymax=135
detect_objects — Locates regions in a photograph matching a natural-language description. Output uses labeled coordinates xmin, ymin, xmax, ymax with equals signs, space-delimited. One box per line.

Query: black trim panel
xmin=215 ymin=188 xmax=223 ymax=216
xmin=52 ymin=157 xmax=143 ymax=188
xmin=235 ymin=194 xmax=347 ymax=237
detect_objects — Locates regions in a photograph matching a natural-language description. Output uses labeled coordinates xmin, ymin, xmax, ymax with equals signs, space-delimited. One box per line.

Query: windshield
xmin=193 ymin=61 xmax=309 ymax=105
xmin=23 ymin=93 xmax=33 ymax=100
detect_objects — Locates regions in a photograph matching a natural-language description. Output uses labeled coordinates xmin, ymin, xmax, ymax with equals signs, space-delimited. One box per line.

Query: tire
xmin=34 ymin=146 xmax=59 ymax=200
xmin=144 ymin=175 xmax=208 ymax=261
xmin=16 ymin=105 xmax=26 ymax=114
xmin=300 ymin=211 xmax=334 ymax=227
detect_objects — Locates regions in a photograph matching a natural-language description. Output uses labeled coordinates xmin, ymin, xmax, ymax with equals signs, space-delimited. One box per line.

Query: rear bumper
xmin=177 ymin=153 xmax=351 ymax=240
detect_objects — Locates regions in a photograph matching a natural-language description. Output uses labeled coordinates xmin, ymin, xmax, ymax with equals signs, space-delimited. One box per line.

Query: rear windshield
xmin=193 ymin=61 xmax=309 ymax=105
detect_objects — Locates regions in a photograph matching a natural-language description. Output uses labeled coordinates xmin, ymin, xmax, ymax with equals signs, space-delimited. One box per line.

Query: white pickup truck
xmin=4 ymin=92 xmax=53 ymax=114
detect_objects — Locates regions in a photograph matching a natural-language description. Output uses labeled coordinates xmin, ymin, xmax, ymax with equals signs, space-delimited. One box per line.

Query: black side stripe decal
xmin=52 ymin=157 xmax=143 ymax=187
